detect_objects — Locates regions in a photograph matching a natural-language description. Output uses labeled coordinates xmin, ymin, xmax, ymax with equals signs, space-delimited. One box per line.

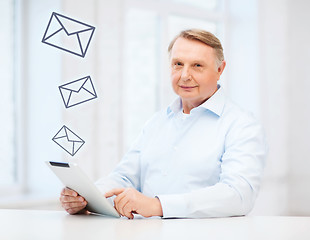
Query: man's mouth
xmin=179 ymin=85 xmax=198 ymax=89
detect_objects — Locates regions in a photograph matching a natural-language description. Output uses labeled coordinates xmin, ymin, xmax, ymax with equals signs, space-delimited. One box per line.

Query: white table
xmin=1 ymin=209 xmax=309 ymax=240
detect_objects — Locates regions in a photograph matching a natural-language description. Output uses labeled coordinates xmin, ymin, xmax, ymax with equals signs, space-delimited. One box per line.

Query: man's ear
xmin=218 ymin=60 xmax=226 ymax=74
xmin=217 ymin=60 xmax=226 ymax=79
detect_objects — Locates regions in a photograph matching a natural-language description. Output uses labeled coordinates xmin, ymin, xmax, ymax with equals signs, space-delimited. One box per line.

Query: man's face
xmin=170 ymin=37 xmax=225 ymax=106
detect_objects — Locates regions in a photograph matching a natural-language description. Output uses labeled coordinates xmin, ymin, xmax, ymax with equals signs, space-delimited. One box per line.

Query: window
xmin=123 ymin=8 xmax=160 ymax=149
xmin=0 ymin=0 xmax=64 ymax=199
xmin=0 ymin=0 xmax=227 ymax=201
xmin=0 ymin=0 xmax=16 ymax=188
xmin=172 ymin=0 xmax=219 ymax=10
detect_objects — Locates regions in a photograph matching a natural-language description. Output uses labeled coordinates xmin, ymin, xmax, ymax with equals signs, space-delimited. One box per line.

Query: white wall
xmin=250 ymin=0 xmax=290 ymax=215
xmin=250 ymin=0 xmax=310 ymax=216
xmin=287 ymin=0 xmax=310 ymax=215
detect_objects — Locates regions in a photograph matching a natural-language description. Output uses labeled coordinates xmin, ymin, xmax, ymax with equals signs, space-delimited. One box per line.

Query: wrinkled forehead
xmin=170 ymin=37 xmax=217 ymax=62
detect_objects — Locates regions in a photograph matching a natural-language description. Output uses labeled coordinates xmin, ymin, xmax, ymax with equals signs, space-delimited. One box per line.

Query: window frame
xmin=0 ymin=0 xmax=26 ymax=196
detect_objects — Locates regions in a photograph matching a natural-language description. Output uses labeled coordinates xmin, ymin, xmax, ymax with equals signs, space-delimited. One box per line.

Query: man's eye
xmin=173 ymin=62 xmax=182 ymax=69
xmin=195 ymin=64 xmax=202 ymax=67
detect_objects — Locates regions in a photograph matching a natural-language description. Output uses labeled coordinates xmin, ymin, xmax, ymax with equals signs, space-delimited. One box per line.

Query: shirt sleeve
xmin=157 ymin=115 xmax=268 ymax=218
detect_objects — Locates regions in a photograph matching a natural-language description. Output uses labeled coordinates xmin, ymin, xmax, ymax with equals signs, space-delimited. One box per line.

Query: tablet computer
xmin=46 ymin=161 xmax=120 ymax=218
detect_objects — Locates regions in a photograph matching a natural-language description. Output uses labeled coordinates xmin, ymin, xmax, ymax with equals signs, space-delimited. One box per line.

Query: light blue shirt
xmin=96 ymin=86 xmax=267 ymax=218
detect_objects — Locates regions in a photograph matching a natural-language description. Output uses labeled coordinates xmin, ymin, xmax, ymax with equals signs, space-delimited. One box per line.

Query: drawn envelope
xmin=52 ymin=125 xmax=85 ymax=156
xmin=59 ymin=76 xmax=97 ymax=108
xmin=42 ymin=12 xmax=95 ymax=57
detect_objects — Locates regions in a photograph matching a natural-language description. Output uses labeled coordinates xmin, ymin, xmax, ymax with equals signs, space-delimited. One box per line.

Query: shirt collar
xmin=167 ymin=85 xmax=226 ymax=117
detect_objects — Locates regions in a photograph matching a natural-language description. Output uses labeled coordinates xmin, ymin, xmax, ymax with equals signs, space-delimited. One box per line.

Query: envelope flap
xmin=65 ymin=127 xmax=84 ymax=142
xmin=43 ymin=13 xmax=64 ymax=41
xmin=60 ymin=77 xmax=88 ymax=92
xmin=81 ymin=77 xmax=96 ymax=95
xmin=53 ymin=126 xmax=67 ymax=139
xmin=78 ymin=29 xmax=95 ymax=55
xmin=55 ymin=13 xmax=94 ymax=35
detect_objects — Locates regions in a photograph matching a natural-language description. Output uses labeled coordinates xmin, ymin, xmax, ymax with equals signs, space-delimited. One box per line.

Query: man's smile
xmin=179 ymin=85 xmax=198 ymax=91
xmin=179 ymin=85 xmax=198 ymax=89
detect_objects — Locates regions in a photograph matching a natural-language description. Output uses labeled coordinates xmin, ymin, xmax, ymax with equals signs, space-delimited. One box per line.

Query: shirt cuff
xmin=156 ymin=194 xmax=188 ymax=218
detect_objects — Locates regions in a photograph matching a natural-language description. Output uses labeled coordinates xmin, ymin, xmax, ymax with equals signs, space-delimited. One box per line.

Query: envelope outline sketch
xmin=52 ymin=125 xmax=85 ymax=156
xmin=59 ymin=76 xmax=97 ymax=108
xmin=42 ymin=12 xmax=95 ymax=57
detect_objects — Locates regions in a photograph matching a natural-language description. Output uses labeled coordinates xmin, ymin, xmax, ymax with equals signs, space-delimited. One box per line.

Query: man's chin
xmin=179 ymin=95 xmax=200 ymax=103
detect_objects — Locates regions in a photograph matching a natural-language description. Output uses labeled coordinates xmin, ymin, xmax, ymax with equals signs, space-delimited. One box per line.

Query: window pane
xmin=168 ymin=15 xmax=218 ymax=39
xmin=168 ymin=15 xmax=218 ymax=42
xmin=123 ymin=8 xmax=159 ymax=151
xmin=172 ymin=0 xmax=220 ymax=11
xmin=0 ymin=0 xmax=15 ymax=185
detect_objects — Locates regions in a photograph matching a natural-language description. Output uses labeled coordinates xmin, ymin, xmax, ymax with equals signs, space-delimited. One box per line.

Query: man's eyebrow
xmin=192 ymin=59 xmax=208 ymax=63
xmin=171 ymin=58 xmax=208 ymax=64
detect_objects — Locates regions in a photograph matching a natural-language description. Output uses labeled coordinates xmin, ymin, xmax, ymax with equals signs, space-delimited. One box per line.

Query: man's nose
xmin=180 ymin=66 xmax=191 ymax=81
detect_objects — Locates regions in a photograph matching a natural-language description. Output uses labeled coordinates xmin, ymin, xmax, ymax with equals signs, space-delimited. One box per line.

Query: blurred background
xmin=0 ymin=0 xmax=309 ymax=216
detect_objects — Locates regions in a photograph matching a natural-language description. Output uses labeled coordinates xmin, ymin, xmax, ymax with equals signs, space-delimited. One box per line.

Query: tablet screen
xmin=46 ymin=161 xmax=120 ymax=218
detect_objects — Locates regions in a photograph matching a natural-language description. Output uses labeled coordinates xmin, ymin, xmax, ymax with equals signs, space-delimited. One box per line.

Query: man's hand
xmin=60 ymin=188 xmax=89 ymax=215
xmin=105 ymin=188 xmax=163 ymax=219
